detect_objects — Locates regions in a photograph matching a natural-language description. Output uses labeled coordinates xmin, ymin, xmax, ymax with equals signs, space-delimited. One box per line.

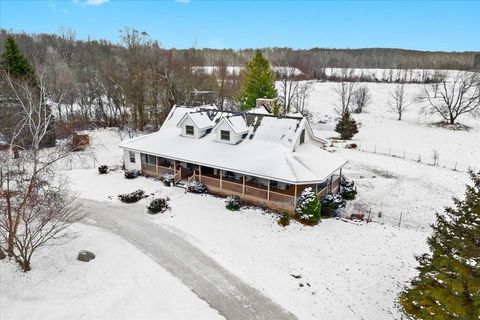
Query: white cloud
xmin=175 ymin=0 xmax=191 ymax=3
xmin=73 ymin=0 xmax=109 ymax=6
xmin=86 ymin=0 xmax=109 ymax=5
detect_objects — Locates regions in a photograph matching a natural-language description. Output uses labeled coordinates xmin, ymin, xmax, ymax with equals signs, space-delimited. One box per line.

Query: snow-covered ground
xmin=305 ymin=82 xmax=480 ymax=171
xmin=0 ymin=223 xmax=224 ymax=320
xmin=2 ymin=78 xmax=478 ymax=320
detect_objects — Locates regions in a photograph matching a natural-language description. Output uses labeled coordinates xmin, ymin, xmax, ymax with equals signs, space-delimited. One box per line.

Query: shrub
xmin=335 ymin=111 xmax=359 ymax=140
xmin=161 ymin=173 xmax=175 ymax=186
xmin=124 ymin=169 xmax=140 ymax=179
xmin=98 ymin=165 xmax=108 ymax=174
xmin=147 ymin=197 xmax=170 ymax=214
xmin=296 ymin=187 xmax=322 ymax=224
xmin=340 ymin=176 xmax=357 ymax=200
xmin=186 ymin=181 xmax=208 ymax=193
xmin=278 ymin=212 xmax=291 ymax=227
xmin=321 ymin=194 xmax=346 ymax=217
xmin=225 ymin=195 xmax=242 ymax=211
xmin=118 ymin=189 xmax=146 ymax=203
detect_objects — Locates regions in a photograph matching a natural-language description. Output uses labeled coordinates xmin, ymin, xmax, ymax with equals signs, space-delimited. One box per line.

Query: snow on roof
xmin=178 ymin=112 xmax=215 ymax=130
xmin=120 ymin=106 xmax=346 ymax=184
xmin=224 ymin=115 xmax=249 ymax=135
xmin=248 ymin=106 xmax=271 ymax=115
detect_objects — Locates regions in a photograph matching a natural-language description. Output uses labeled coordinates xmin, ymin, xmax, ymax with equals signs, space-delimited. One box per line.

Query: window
xmin=220 ymin=130 xmax=230 ymax=141
xmin=129 ymin=151 xmax=136 ymax=163
xmin=300 ymin=129 xmax=305 ymax=145
xmin=185 ymin=125 xmax=194 ymax=135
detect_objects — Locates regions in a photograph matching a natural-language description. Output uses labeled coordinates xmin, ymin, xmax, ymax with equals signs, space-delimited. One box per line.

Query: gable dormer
xmin=292 ymin=118 xmax=328 ymax=151
xmin=176 ymin=112 xmax=214 ymax=138
xmin=213 ymin=115 xmax=249 ymax=145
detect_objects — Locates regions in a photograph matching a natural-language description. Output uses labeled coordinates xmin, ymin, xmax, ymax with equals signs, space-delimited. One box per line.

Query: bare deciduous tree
xmin=352 ymin=85 xmax=371 ymax=113
xmin=295 ymin=81 xmax=312 ymax=114
xmin=335 ymin=81 xmax=356 ymax=115
xmin=420 ymin=71 xmax=480 ymax=124
xmin=388 ymin=83 xmax=410 ymax=120
xmin=0 ymin=71 xmax=83 ymax=271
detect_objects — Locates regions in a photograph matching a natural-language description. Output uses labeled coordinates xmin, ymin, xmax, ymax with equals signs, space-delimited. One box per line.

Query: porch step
xmin=176 ymin=180 xmax=188 ymax=188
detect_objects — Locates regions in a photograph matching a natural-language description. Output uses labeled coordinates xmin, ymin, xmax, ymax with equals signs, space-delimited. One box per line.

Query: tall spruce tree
xmin=237 ymin=50 xmax=277 ymax=110
xmin=0 ymin=35 xmax=35 ymax=79
xmin=400 ymin=171 xmax=480 ymax=320
xmin=1 ymin=34 xmax=56 ymax=147
xmin=334 ymin=111 xmax=358 ymax=140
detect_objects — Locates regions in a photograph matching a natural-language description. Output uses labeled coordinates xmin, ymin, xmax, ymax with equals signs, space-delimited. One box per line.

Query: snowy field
xmin=2 ymin=79 xmax=478 ymax=320
xmin=0 ymin=223 xmax=224 ymax=320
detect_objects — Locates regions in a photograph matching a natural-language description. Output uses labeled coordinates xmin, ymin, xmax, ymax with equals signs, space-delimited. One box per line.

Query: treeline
xmin=1 ymin=28 xmax=479 ymax=132
xmin=0 ymin=29 xmax=241 ymax=132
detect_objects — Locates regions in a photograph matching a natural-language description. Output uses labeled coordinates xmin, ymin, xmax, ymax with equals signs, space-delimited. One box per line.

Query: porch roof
xmin=120 ymin=127 xmax=347 ymax=185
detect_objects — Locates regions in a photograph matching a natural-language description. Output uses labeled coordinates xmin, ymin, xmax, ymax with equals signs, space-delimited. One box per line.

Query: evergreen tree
xmin=335 ymin=111 xmax=358 ymax=140
xmin=0 ymin=35 xmax=35 ymax=79
xmin=0 ymin=34 xmax=56 ymax=147
xmin=400 ymin=171 xmax=480 ymax=320
xmin=237 ymin=50 xmax=277 ymax=110
xmin=296 ymin=187 xmax=322 ymax=224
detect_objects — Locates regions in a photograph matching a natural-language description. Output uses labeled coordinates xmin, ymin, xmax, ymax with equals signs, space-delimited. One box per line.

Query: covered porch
xmin=139 ymin=153 xmax=341 ymax=212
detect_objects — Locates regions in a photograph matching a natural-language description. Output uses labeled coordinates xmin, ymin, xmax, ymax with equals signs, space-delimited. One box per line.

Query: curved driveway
xmin=79 ymin=198 xmax=297 ymax=320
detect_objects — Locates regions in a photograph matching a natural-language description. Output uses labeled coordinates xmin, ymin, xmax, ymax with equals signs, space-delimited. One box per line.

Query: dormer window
xmin=185 ymin=125 xmax=194 ymax=136
xmin=220 ymin=130 xmax=230 ymax=141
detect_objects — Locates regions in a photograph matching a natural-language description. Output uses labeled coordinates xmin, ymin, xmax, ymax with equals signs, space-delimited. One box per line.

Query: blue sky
xmin=1 ymin=0 xmax=479 ymax=51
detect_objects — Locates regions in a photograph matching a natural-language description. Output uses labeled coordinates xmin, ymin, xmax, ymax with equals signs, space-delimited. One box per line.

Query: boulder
xmin=77 ymin=250 xmax=95 ymax=262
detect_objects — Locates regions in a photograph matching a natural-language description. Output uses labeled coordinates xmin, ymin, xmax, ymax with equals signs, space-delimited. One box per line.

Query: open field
xmin=2 ymin=79 xmax=478 ymax=319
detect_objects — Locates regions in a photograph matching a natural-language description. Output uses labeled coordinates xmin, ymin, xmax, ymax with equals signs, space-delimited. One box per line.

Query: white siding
xmin=180 ymin=117 xmax=208 ymax=138
xmin=292 ymin=122 xmax=325 ymax=150
xmin=124 ymin=149 xmax=141 ymax=171
xmin=214 ymin=120 xmax=242 ymax=145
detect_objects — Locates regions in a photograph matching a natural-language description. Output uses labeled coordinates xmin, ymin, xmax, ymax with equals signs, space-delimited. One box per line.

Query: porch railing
xmin=141 ymin=162 xmax=181 ymax=184
xmin=191 ymin=172 xmax=295 ymax=207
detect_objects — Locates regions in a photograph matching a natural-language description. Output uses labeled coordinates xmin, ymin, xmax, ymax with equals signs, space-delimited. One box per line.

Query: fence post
xmin=398 ymin=212 xmax=403 ymax=228
xmin=388 ymin=148 xmax=391 ymax=155
xmin=454 ymin=162 xmax=457 ymax=171
xmin=374 ymin=145 xmax=376 ymax=153
xmin=403 ymin=151 xmax=406 ymax=159
xmin=418 ymin=154 xmax=421 ymax=162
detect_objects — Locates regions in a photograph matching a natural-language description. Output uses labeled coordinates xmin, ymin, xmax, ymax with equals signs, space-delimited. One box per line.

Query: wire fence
xmin=344 ymin=143 xmax=477 ymax=173
xmin=56 ymin=154 xmax=98 ymax=171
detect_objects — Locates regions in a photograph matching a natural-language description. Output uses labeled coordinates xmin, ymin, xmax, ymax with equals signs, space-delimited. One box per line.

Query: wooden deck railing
xmin=199 ymin=175 xmax=220 ymax=188
xmin=191 ymin=172 xmax=295 ymax=207
xmin=269 ymin=190 xmax=296 ymax=207
xmin=245 ymin=185 xmax=268 ymax=200
xmin=141 ymin=162 xmax=175 ymax=176
xmin=222 ymin=180 xmax=244 ymax=194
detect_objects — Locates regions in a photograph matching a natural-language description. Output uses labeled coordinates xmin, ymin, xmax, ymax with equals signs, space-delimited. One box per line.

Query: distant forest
xmin=1 ymin=28 xmax=479 ymax=132
xmin=1 ymin=29 xmax=479 ymax=72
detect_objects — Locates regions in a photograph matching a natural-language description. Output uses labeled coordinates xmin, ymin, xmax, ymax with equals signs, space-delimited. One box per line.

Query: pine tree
xmin=0 ymin=35 xmax=56 ymax=147
xmin=400 ymin=171 xmax=480 ymax=320
xmin=296 ymin=187 xmax=321 ymax=224
xmin=0 ymin=35 xmax=35 ymax=79
xmin=237 ymin=50 xmax=277 ymax=110
xmin=335 ymin=111 xmax=358 ymax=140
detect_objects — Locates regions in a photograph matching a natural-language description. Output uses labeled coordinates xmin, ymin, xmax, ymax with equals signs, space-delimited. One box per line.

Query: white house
xmin=119 ymin=104 xmax=347 ymax=212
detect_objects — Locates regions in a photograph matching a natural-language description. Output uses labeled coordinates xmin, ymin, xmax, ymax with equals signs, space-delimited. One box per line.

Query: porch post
xmin=156 ymin=157 xmax=159 ymax=175
xmin=294 ymin=184 xmax=298 ymax=208
xmin=267 ymin=179 xmax=270 ymax=201
xmin=220 ymin=170 xmax=223 ymax=189
xmin=199 ymin=165 xmax=202 ymax=178
xmin=315 ymin=184 xmax=318 ymax=194
xmin=173 ymin=160 xmax=176 ymax=175
xmin=242 ymin=176 xmax=245 ymax=194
